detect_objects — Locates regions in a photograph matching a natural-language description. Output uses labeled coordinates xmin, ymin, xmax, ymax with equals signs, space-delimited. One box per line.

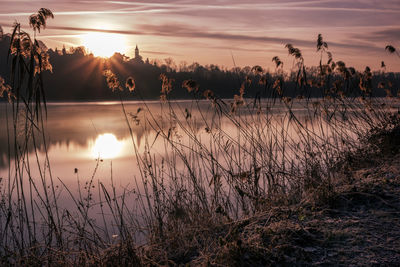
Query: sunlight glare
xmin=81 ymin=32 xmax=126 ymax=58
xmin=91 ymin=133 xmax=123 ymax=159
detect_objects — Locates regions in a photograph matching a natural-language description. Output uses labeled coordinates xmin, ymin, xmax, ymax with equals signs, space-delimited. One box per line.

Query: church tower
xmin=135 ymin=45 xmax=139 ymax=59
xmin=134 ymin=44 xmax=143 ymax=63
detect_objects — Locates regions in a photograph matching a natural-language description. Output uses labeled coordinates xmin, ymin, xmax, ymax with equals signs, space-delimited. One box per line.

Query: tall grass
xmin=0 ymin=9 xmax=399 ymax=265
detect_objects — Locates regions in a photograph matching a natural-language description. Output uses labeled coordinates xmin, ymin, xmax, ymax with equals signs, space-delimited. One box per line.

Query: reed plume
xmin=29 ymin=8 xmax=54 ymax=33
xmin=125 ymin=77 xmax=135 ymax=92
xmin=182 ymin=79 xmax=199 ymax=92
xmin=272 ymin=56 xmax=283 ymax=68
xmin=385 ymin=45 xmax=400 ymax=57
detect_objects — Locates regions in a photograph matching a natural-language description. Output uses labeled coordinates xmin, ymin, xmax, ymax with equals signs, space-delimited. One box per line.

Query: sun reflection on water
xmin=91 ymin=133 xmax=123 ymax=159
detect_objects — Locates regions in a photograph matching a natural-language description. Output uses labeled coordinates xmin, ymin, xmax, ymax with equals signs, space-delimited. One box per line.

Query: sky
xmin=0 ymin=0 xmax=400 ymax=71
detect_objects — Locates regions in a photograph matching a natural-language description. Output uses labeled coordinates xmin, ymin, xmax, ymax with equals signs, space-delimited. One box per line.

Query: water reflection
xmin=2 ymin=99 xmax=395 ymax=240
xmin=91 ymin=133 xmax=124 ymax=159
xmin=0 ymin=102 xmax=141 ymax=168
xmin=0 ymin=100 xmax=221 ymax=168
xmin=1 ymin=99 xmax=389 ymax=171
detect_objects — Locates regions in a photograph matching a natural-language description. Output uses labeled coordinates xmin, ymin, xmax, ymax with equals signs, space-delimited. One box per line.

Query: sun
xmin=91 ymin=133 xmax=124 ymax=159
xmin=81 ymin=32 xmax=127 ymax=58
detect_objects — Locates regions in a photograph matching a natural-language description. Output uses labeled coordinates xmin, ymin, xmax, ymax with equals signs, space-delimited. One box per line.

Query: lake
xmin=0 ymin=99 xmax=307 ymax=187
xmin=0 ymin=98 xmax=396 ymax=241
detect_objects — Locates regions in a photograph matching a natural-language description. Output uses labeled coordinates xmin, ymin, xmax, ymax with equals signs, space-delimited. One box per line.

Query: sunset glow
xmin=1 ymin=1 xmax=399 ymax=70
xmin=81 ymin=32 xmax=127 ymax=58
xmin=91 ymin=133 xmax=123 ymax=159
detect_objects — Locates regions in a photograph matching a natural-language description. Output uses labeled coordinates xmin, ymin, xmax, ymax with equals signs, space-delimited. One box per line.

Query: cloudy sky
xmin=1 ymin=0 xmax=399 ymax=71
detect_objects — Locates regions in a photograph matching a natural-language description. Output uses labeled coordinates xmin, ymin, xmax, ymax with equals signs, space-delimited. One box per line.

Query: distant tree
xmin=164 ymin=57 xmax=176 ymax=72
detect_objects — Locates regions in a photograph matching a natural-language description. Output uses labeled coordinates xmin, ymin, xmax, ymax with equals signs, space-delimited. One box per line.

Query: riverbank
xmin=103 ymin=116 xmax=400 ymax=266
xmin=3 ymin=111 xmax=400 ymax=267
xmin=2 ymin=100 xmax=400 ymax=267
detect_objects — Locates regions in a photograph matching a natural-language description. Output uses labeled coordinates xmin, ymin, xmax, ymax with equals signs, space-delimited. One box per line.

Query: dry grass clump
xmin=137 ymin=134 xmax=400 ymax=265
xmin=364 ymin=113 xmax=400 ymax=155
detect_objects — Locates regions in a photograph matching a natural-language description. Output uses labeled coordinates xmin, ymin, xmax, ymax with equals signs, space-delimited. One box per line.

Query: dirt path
xmin=137 ymin=146 xmax=400 ymax=266
xmin=308 ymin=158 xmax=400 ymax=265
xmin=185 ymin=156 xmax=400 ymax=266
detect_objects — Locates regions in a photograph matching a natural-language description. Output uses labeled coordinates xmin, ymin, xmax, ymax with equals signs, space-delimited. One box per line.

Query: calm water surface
xmin=0 ymin=99 xmax=396 ymax=238
xmin=0 ymin=100 xmax=275 ymax=214
xmin=0 ymin=99 xmax=386 ymax=196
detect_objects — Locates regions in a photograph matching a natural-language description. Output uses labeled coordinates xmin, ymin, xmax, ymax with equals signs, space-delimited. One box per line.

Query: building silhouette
xmin=132 ymin=44 xmax=144 ymax=64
